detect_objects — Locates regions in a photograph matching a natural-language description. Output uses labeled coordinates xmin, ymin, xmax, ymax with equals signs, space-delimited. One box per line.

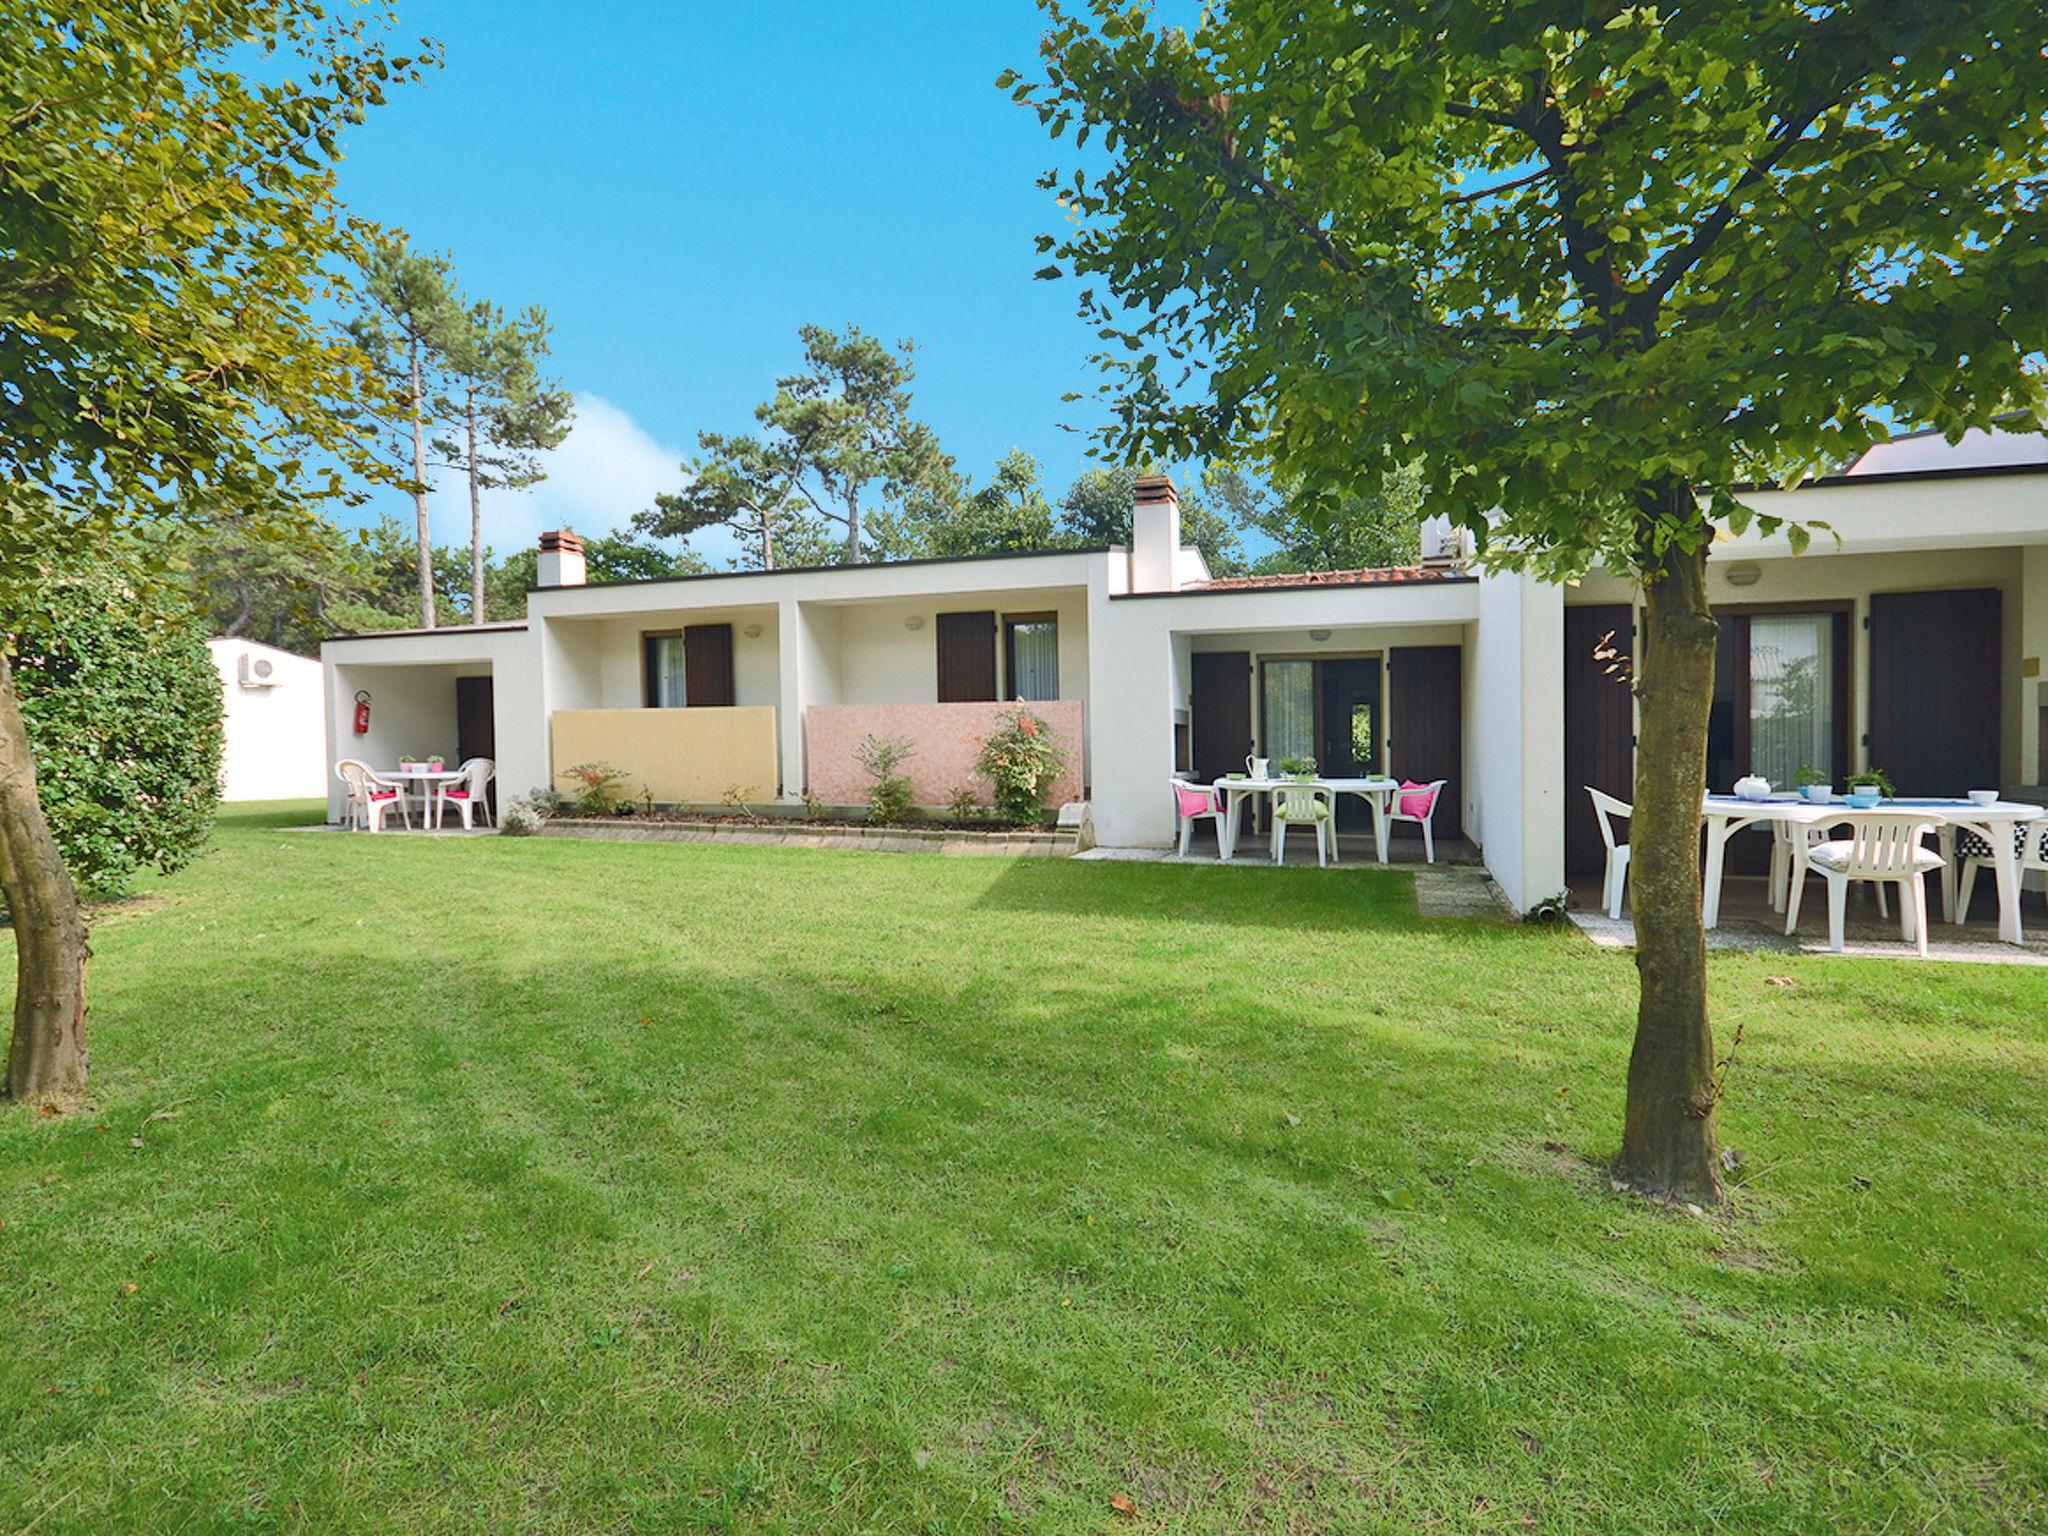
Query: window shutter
xmin=683 ymin=623 xmax=735 ymax=707
xmin=936 ymin=611 xmax=997 ymax=702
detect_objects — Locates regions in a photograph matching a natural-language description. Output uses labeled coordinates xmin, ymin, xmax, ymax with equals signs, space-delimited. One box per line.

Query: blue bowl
xmin=1845 ymin=792 xmax=1881 ymax=809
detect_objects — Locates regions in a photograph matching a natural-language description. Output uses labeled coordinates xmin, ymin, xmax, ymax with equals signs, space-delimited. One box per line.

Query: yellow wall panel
xmin=550 ymin=707 xmax=779 ymax=804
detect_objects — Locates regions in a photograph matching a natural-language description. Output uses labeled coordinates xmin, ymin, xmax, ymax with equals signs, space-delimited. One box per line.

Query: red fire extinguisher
xmin=353 ymin=690 xmax=372 ymax=736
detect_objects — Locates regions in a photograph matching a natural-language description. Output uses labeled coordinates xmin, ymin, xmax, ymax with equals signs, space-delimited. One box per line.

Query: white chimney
xmin=537 ymin=528 xmax=586 ymax=587
xmin=1418 ymin=513 xmax=1469 ymax=570
xmin=1130 ymin=474 xmax=1182 ymax=593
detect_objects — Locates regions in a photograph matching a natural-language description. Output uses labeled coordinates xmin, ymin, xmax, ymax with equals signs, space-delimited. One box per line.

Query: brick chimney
xmin=537 ymin=529 xmax=586 ymax=587
xmin=1130 ymin=474 xmax=1182 ymax=593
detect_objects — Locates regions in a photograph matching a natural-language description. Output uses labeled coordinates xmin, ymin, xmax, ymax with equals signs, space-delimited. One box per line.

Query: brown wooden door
xmin=456 ymin=675 xmax=496 ymax=815
xmin=936 ymin=610 xmax=997 ymax=702
xmin=683 ymin=623 xmax=735 ymax=707
xmin=1870 ymin=589 xmax=2002 ymax=794
xmin=1564 ymin=604 xmax=1634 ymax=876
xmin=1190 ymin=651 xmax=1252 ymax=785
xmin=1387 ymin=646 xmax=1462 ymax=838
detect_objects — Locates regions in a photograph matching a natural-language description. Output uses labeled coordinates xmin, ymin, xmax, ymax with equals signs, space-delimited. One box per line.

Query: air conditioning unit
xmin=237 ymin=652 xmax=280 ymax=689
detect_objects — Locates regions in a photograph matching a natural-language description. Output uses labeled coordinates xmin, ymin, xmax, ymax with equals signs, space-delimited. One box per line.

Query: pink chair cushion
xmin=441 ymin=789 xmax=470 ymax=799
xmin=368 ymin=790 xmax=399 ymax=802
xmin=1397 ymin=780 xmax=1434 ymax=818
xmin=1175 ymin=785 xmax=1215 ymax=818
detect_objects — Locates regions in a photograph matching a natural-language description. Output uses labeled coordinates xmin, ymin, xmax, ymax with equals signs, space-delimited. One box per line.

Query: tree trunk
xmin=760 ymin=513 xmax=774 ymax=572
xmin=467 ymin=386 xmax=485 ymax=625
xmin=409 ymin=333 xmax=435 ymax=629
xmin=845 ymin=488 xmax=862 ymax=565
xmin=0 ymin=650 xmax=90 ymax=1106
xmin=1617 ymin=487 xmax=1725 ymax=1204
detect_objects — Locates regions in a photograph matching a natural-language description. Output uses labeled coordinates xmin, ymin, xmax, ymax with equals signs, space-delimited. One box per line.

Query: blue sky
xmin=335 ymin=1 xmax=1149 ymax=563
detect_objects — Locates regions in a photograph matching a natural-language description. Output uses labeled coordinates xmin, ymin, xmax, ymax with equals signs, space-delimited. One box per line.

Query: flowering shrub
xmin=975 ymin=709 xmax=1067 ymax=825
xmin=559 ymin=761 xmax=631 ymax=815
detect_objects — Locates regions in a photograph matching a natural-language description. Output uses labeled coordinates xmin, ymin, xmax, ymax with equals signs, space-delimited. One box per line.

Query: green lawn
xmin=4 ymin=804 xmax=2045 ymax=1533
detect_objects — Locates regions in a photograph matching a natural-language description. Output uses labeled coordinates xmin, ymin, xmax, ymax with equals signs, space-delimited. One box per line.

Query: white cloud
xmin=427 ymin=391 xmax=688 ymax=556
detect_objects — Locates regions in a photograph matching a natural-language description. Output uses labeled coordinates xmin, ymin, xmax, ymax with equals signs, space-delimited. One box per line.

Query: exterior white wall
xmin=1469 ymin=569 xmax=1565 ymax=913
xmin=208 ymin=639 xmax=326 ymax=800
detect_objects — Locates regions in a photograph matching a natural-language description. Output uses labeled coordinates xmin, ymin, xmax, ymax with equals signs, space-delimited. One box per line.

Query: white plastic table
xmin=1701 ymin=794 xmax=2042 ymax=945
xmin=381 ymin=767 xmax=467 ymax=829
xmin=1212 ymin=776 xmax=1401 ymax=864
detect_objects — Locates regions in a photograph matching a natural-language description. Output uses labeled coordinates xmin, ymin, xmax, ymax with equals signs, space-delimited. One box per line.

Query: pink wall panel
xmin=805 ymin=700 xmax=1086 ymax=810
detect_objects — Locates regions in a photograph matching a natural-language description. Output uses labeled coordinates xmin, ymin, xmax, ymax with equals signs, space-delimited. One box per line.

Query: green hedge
xmin=10 ymin=573 xmax=223 ymax=900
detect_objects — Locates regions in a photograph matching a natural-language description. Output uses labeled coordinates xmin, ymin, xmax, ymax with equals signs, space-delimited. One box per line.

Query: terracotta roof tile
xmin=1185 ymin=565 xmax=1465 ymax=592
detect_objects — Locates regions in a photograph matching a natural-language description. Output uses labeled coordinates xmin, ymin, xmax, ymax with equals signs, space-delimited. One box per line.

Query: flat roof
xmin=527 ymin=543 xmax=1112 ymax=595
xmin=323 ymin=620 xmax=528 ymax=644
xmin=1113 ymin=567 xmax=1478 ymax=600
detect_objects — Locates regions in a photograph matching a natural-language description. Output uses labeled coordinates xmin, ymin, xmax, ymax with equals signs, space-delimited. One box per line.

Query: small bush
xmin=498 ymin=797 xmax=545 ymax=836
xmin=560 ymin=762 xmax=631 ymax=816
xmin=975 ymin=709 xmax=1067 ymax=825
xmin=10 ymin=564 xmax=223 ymax=899
xmin=947 ymin=785 xmax=985 ymax=822
xmin=854 ymin=734 xmax=916 ymax=824
xmin=800 ymin=788 xmax=826 ymax=821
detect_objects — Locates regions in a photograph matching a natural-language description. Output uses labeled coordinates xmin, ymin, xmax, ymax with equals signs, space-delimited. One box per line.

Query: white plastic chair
xmin=1955 ymin=823 xmax=2048 ymax=926
xmin=1170 ymin=778 xmax=1226 ymax=859
xmin=336 ymin=759 xmax=412 ymax=834
xmin=1270 ymin=782 xmax=1334 ymax=867
xmin=1387 ymin=779 xmax=1449 ymax=863
xmin=1783 ymin=812 xmax=1942 ymax=955
xmin=1586 ymin=787 xmax=1632 ymax=919
xmin=436 ymin=757 xmax=497 ymax=830
xmin=1771 ymin=817 xmax=1862 ymax=915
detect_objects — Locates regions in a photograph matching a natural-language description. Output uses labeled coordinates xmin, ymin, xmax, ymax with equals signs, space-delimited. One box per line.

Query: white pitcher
xmin=1247 ymin=755 xmax=1271 ymax=779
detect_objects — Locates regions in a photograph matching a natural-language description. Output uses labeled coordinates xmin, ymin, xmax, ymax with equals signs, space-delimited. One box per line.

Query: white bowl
xmin=1968 ymin=788 xmax=1999 ymax=806
xmin=1801 ymin=784 xmax=1833 ymax=803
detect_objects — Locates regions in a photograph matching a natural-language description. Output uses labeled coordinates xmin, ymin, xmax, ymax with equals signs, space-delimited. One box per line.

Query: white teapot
xmin=1733 ymin=775 xmax=1772 ymax=802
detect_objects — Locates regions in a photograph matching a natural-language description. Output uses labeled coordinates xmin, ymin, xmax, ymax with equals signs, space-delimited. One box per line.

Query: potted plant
xmin=1277 ymin=755 xmax=1317 ymax=781
xmin=1845 ymin=766 xmax=1894 ymax=806
xmin=1793 ymin=764 xmax=1832 ymax=803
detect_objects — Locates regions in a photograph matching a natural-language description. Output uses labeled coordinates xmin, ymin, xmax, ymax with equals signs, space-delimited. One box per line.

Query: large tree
xmin=766 ymin=324 xmax=954 ymax=564
xmin=348 ymin=232 xmax=459 ymax=628
xmin=0 ymin=0 xmax=430 ymax=1103
xmin=1017 ymin=2 xmax=2048 ymax=1201
xmin=435 ymin=300 xmax=574 ymax=625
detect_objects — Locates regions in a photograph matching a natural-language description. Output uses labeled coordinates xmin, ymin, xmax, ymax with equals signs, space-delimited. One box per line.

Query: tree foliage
xmin=346 ymin=232 xmax=461 ymax=628
xmin=9 ymin=554 xmax=222 ymax=901
xmin=435 ymin=299 xmax=575 ymax=624
xmin=1014 ymin=1 xmax=2047 ymax=567
xmin=1214 ymin=463 xmax=1424 ymax=575
xmin=638 ymin=325 xmax=954 ymax=568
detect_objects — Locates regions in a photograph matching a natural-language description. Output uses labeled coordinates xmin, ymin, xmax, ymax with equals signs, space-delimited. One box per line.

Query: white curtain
xmin=1262 ymin=661 xmax=1316 ymax=764
xmin=1749 ymin=613 xmax=1834 ymax=784
xmin=651 ymin=635 xmax=686 ymax=708
xmin=1009 ymin=620 xmax=1058 ymax=701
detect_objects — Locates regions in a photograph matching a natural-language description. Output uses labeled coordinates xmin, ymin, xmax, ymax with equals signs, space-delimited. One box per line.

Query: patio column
xmin=1471 ymin=568 xmax=1566 ymax=912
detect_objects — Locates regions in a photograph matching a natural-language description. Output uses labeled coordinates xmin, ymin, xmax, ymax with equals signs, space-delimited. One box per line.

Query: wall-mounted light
xmin=1309 ymin=629 xmax=1332 ymax=642
xmin=1724 ymin=563 xmax=1762 ymax=588
xmin=742 ymin=623 xmax=763 ymax=640
xmin=904 ymin=615 xmax=925 ymax=631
